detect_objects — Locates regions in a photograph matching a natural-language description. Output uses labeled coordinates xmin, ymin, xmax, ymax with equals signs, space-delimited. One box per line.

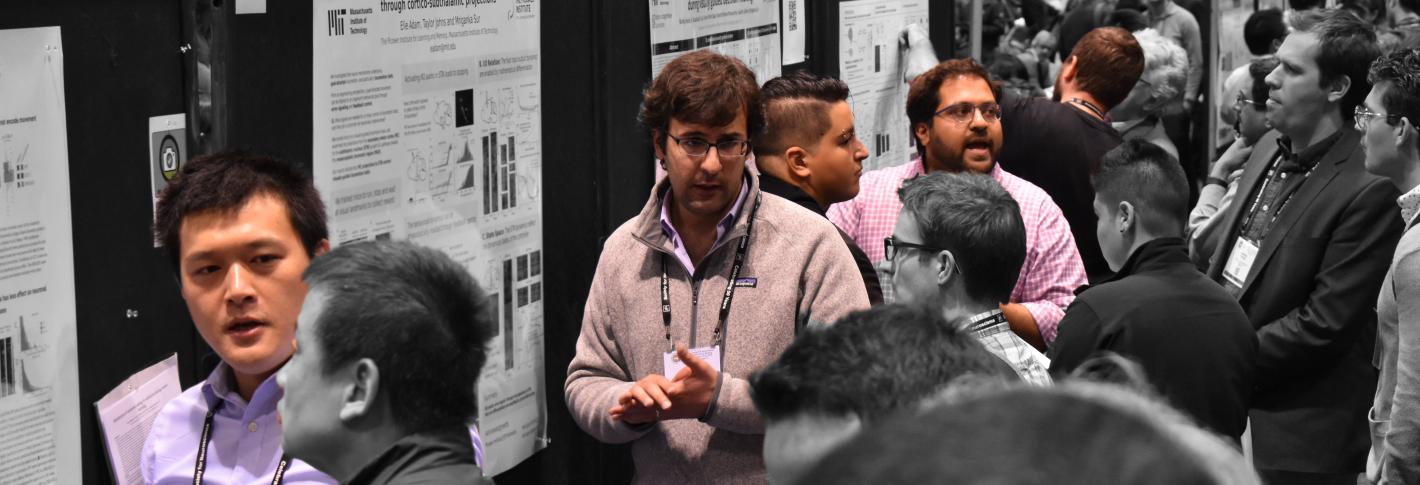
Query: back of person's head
xmin=1339 ymin=0 xmax=1386 ymax=24
xmin=897 ymin=172 xmax=1026 ymax=304
xmin=1301 ymin=9 xmax=1382 ymax=123
xmin=1132 ymin=29 xmax=1191 ymax=112
xmin=301 ymin=240 xmax=495 ymax=433
xmin=1094 ymin=139 xmax=1190 ymax=235
xmin=154 ymin=150 xmax=327 ymax=270
xmin=906 ymin=58 xmax=1001 ymax=133
xmin=796 ymin=382 xmax=1258 ymax=485
xmin=751 ymin=304 xmax=1017 ymax=423
xmin=640 ymin=50 xmax=763 ymax=147
xmin=1107 ymin=8 xmax=1149 ymax=31
xmin=1369 ymin=48 xmax=1420 ymax=157
xmin=1068 ymin=26 xmax=1145 ymax=108
xmin=1289 ymin=0 xmax=1325 ymax=10
xmin=1243 ymin=9 xmax=1287 ymax=56
xmin=751 ymin=304 xmax=1017 ymax=485
xmin=754 ymin=70 xmax=851 ymax=158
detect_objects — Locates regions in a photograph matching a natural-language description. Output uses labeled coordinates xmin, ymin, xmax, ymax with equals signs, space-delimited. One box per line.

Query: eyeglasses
xmin=1354 ymin=106 xmax=1415 ymax=132
xmin=666 ymin=133 xmax=751 ymax=159
xmin=1234 ymin=92 xmax=1265 ymax=110
xmin=933 ymin=102 xmax=1003 ymax=125
xmin=883 ymin=236 xmax=964 ymax=274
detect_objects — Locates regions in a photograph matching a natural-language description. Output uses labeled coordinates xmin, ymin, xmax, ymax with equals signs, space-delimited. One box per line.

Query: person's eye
xmin=253 ymin=254 xmax=282 ymax=265
xmin=192 ymin=265 xmax=221 ymax=277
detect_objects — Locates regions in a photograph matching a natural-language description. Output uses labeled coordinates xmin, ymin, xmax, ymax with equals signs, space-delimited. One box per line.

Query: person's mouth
xmin=225 ymin=317 xmax=269 ymax=339
xmin=964 ymin=140 xmax=993 ymax=157
xmin=692 ymin=183 xmax=721 ymax=195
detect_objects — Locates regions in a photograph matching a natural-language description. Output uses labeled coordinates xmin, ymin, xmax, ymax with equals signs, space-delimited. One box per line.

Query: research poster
xmin=0 ymin=26 xmax=82 ymax=484
xmin=650 ymin=0 xmax=782 ymax=84
xmin=312 ymin=0 xmax=546 ymax=475
xmin=840 ymin=0 xmax=928 ymax=172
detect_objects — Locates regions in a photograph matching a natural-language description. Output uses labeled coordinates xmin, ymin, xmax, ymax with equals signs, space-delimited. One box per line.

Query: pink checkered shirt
xmin=827 ymin=159 xmax=1088 ymax=343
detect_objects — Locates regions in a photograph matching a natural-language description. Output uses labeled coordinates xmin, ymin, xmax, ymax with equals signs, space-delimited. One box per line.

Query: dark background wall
xmin=0 ymin=1 xmax=950 ymax=483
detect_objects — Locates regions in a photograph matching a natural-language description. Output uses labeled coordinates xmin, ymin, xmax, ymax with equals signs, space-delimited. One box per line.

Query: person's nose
xmin=224 ymin=264 xmax=257 ymax=306
xmin=854 ymin=136 xmax=869 ymax=162
xmin=701 ymin=147 xmax=723 ymax=176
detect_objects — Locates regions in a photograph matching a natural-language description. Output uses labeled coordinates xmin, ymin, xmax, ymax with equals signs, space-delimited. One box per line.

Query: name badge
xmin=1223 ymin=238 xmax=1260 ymax=288
xmin=663 ymin=345 xmax=721 ymax=378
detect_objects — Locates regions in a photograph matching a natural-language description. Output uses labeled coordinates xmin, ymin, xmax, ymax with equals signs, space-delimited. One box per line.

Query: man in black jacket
xmin=754 ymin=70 xmax=883 ymax=303
xmin=276 ymin=241 xmax=495 ymax=484
xmin=1049 ymin=140 xmax=1257 ymax=442
xmin=1202 ymin=11 xmax=1402 ymax=483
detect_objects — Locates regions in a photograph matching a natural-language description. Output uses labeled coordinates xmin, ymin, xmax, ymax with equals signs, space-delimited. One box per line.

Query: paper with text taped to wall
xmin=840 ymin=0 xmax=928 ymax=172
xmin=0 ymin=26 xmax=82 ymax=485
xmin=95 ymin=354 xmax=181 ymax=485
xmin=650 ymin=0 xmax=783 ymax=85
xmin=313 ymin=0 xmax=546 ymax=475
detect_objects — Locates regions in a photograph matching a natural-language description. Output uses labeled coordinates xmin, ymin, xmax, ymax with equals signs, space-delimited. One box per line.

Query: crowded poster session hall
xmin=4 ymin=0 xmax=1420 ymax=483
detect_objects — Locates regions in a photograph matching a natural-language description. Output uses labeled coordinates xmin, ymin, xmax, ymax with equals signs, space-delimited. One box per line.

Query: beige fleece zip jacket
xmin=565 ymin=171 xmax=870 ymax=484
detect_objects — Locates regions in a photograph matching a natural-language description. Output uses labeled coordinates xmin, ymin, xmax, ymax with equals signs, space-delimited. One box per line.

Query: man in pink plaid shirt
xmin=829 ymin=59 xmax=1087 ymax=347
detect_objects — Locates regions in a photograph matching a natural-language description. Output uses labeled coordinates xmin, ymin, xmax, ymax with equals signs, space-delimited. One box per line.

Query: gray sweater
xmin=565 ymin=171 xmax=869 ymax=484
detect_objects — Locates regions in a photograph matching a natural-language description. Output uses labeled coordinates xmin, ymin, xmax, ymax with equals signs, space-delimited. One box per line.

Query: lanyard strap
xmin=1241 ymin=154 xmax=1316 ymax=233
xmin=194 ymin=402 xmax=289 ymax=485
xmin=966 ymin=311 xmax=1008 ymax=335
xmin=1069 ymin=98 xmax=1107 ymax=120
xmin=660 ymin=194 xmax=761 ymax=352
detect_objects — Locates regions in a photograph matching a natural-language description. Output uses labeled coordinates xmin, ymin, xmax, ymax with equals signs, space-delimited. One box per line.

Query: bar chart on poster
xmin=312 ymin=0 xmax=546 ymax=475
xmin=0 ymin=26 xmax=80 ymax=485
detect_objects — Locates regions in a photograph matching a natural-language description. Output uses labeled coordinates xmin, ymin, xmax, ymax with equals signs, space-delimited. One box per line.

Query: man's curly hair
xmin=1369 ymin=49 xmax=1420 ymax=134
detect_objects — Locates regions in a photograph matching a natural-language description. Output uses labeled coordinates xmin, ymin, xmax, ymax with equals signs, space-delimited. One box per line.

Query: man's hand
xmin=900 ymin=23 xmax=938 ymax=83
xmin=1210 ymin=136 xmax=1255 ymax=181
xmin=608 ymin=344 xmax=722 ymax=424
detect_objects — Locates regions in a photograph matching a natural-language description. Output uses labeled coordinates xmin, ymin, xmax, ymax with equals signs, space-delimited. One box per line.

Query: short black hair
xmin=1289 ymin=0 xmax=1325 ymax=10
xmin=897 ymin=172 xmax=1026 ymax=304
xmin=303 ymin=240 xmax=495 ymax=433
xmin=749 ymin=304 xmax=1016 ymax=423
xmin=1243 ymin=9 xmax=1287 ymax=56
xmin=1094 ymin=140 xmax=1190 ymax=235
xmin=1302 ymin=9 xmax=1382 ymax=123
xmin=796 ymin=385 xmax=1220 ymax=485
xmin=1369 ymin=48 xmax=1420 ymax=156
xmin=640 ymin=50 xmax=764 ymax=148
xmin=1249 ymin=57 xmax=1282 ymax=113
xmin=154 ymin=150 xmax=328 ymax=270
xmin=754 ymin=70 xmax=851 ymax=158
xmin=1106 ymin=8 xmax=1149 ymax=32
xmin=906 ymin=59 xmax=1003 ymax=160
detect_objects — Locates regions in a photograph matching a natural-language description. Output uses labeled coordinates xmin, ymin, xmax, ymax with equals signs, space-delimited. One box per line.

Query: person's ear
xmin=935 ymin=250 xmax=957 ymax=286
xmin=653 ymin=130 xmax=667 ymax=164
xmin=338 ymin=358 xmax=380 ymax=423
xmin=1117 ymin=201 xmax=1135 ymax=234
xmin=1326 ymin=75 xmax=1352 ymax=105
xmin=786 ymin=146 xmax=813 ymax=179
xmin=1061 ymin=55 xmax=1079 ymax=84
xmin=914 ymin=122 xmax=932 ymax=148
xmin=314 ymin=239 xmax=331 ymax=257
xmin=1397 ymin=117 xmax=1416 ymax=151
xmin=1270 ymin=38 xmax=1282 ymax=54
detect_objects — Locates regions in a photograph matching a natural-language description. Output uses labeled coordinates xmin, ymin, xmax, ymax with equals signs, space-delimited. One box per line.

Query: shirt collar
xmin=1399 ymin=183 xmax=1420 ymax=227
xmin=201 ymin=361 xmax=285 ymax=414
xmin=1276 ymin=130 xmax=1342 ymax=172
xmin=659 ymin=175 xmax=751 ymax=244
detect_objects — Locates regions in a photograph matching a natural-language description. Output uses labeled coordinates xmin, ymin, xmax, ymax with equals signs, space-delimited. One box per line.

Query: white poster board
xmin=839 ymin=0 xmax=928 ymax=172
xmin=95 ymin=354 xmax=182 ymax=485
xmin=0 ymin=26 xmax=81 ymax=485
xmin=312 ymin=0 xmax=546 ymax=475
xmin=650 ymin=0 xmax=782 ymax=84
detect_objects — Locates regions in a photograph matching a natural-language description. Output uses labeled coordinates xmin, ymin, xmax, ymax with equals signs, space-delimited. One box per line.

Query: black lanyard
xmin=194 ymin=400 xmax=289 ymax=485
xmin=659 ymin=194 xmax=760 ymax=352
xmin=1241 ymin=153 xmax=1316 ymax=235
xmin=1069 ymin=98 xmax=1107 ymax=120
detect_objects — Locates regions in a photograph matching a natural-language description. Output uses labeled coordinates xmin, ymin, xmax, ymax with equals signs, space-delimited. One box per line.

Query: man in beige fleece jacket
xmin=564 ymin=50 xmax=870 ymax=484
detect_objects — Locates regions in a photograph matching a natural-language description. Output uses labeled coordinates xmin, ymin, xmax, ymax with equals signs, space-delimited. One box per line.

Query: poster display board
xmin=650 ymin=0 xmax=782 ymax=83
xmin=312 ymin=0 xmax=546 ymax=475
xmin=839 ymin=0 xmax=928 ymax=172
xmin=0 ymin=26 xmax=81 ymax=485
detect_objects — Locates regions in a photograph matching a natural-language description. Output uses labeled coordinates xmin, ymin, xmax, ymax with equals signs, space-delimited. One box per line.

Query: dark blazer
xmin=1050 ymin=238 xmax=1257 ymax=442
xmin=345 ymin=425 xmax=494 ymax=485
xmin=758 ymin=172 xmax=884 ymax=304
xmin=1205 ymin=129 xmax=1403 ymax=473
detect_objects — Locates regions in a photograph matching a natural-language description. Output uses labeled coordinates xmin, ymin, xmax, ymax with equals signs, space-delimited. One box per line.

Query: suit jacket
xmin=1205 ymin=129 xmax=1403 ymax=473
xmin=1050 ymin=238 xmax=1257 ymax=442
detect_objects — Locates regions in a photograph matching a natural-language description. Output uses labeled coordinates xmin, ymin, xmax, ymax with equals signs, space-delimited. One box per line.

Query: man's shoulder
xmin=146 ymin=379 xmax=211 ymax=448
xmin=757 ymin=192 xmax=846 ymax=242
xmin=994 ymin=166 xmax=1060 ymax=213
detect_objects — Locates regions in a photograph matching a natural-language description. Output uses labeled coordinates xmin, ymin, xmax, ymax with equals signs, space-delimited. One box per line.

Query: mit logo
xmin=327 ymin=9 xmax=347 ymax=36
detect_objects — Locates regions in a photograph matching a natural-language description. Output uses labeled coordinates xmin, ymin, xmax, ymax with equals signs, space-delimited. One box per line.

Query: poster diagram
xmin=649 ymin=0 xmax=782 ymax=84
xmin=313 ymin=1 xmax=546 ymax=475
xmin=0 ymin=26 xmax=81 ymax=484
xmin=840 ymin=0 xmax=928 ymax=172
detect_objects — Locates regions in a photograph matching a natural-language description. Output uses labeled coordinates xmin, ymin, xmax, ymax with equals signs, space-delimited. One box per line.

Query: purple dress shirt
xmin=658 ymin=176 xmax=751 ymax=275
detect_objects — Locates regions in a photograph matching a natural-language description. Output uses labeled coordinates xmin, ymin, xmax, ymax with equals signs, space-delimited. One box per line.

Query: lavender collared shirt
xmin=140 ymin=363 xmax=486 ymax=484
xmin=659 ymin=177 xmax=751 ymax=275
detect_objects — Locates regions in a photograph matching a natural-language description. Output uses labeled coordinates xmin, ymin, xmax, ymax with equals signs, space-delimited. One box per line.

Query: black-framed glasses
xmin=884 ymin=236 xmax=962 ymax=274
xmin=1354 ymin=105 xmax=1416 ymax=132
xmin=932 ymin=102 xmax=1003 ymax=125
xmin=666 ymin=133 xmax=751 ymax=159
